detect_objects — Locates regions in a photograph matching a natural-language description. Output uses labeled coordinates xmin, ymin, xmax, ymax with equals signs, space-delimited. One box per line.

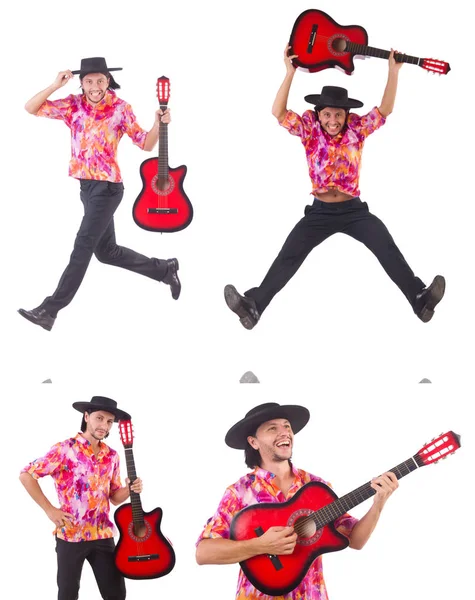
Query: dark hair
xmin=80 ymin=411 xmax=110 ymax=438
xmin=80 ymin=71 xmax=121 ymax=90
xmin=245 ymin=443 xmax=262 ymax=469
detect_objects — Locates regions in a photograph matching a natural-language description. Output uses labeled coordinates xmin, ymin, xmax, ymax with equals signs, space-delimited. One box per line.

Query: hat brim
xmin=225 ymin=404 xmax=310 ymax=450
xmin=72 ymin=401 xmax=131 ymax=421
xmin=304 ymin=94 xmax=363 ymax=109
xmin=71 ymin=67 xmax=123 ymax=75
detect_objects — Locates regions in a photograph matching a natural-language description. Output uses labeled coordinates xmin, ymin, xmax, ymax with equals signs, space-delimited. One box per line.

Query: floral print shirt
xmin=36 ymin=90 xmax=148 ymax=182
xmin=197 ymin=465 xmax=358 ymax=600
xmin=21 ymin=433 xmax=122 ymax=542
xmin=281 ymin=107 xmax=386 ymax=197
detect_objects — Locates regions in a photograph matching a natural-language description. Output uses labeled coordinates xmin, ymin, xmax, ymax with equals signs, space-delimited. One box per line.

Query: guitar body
xmin=230 ymin=481 xmax=349 ymax=596
xmin=133 ymin=158 xmax=193 ymax=233
xmin=114 ymin=503 xmax=176 ymax=580
xmin=289 ymin=9 xmax=368 ymax=74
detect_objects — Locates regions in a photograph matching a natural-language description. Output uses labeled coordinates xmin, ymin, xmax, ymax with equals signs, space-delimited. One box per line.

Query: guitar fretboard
xmin=158 ymin=102 xmax=169 ymax=182
xmin=311 ymin=454 xmax=422 ymax=529
xmin=124 ymin=447 xmax=144 ymax=526
xmin=345 ymin=42 xmax=421 ymax=65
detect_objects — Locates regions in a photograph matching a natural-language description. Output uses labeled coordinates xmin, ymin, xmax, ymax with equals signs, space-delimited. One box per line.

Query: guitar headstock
xmin=156 ymin=76 xmax=170 ymax=107
xmin=421 ymin=58 xmax=451 ymax=75
xmin=415 ymin=431 xmax=461 ymax=466
xmin=118 ymin=419 xmax=134 ymax=449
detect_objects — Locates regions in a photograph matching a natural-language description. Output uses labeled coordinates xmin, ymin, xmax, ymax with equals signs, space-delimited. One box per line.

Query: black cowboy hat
xmin=71 ymin=57 xmax=122 ymax=77
xmin=305 ymin=86 xmax=363 ymax=109
xmin=225 ymin=402 xmax=310 ymax=450
xmin=72 ymin=396 xmax=131 ymax=421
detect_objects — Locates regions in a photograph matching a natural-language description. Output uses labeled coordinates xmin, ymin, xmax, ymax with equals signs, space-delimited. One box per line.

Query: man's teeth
xmin=276 ymin=441 xmax=290 ymax=447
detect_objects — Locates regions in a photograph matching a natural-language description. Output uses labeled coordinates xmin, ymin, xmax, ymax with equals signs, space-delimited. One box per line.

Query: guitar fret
xmin=124 ymin=448 xmax=144 ymax=523
xmin=346 ymin=42 xmax=421 ymax=65
xmin=312 ymin=457 xmax=419 ymax=529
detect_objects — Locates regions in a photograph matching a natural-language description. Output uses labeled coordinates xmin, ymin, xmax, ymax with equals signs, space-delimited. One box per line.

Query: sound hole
xmin=331 ymin=37 xmax=347 ymax=52
xmin=128 ymin=520 xmax=152 ymax=542
xmin=287 ymin=510 xmax=323 ymax=546
xmin=151 ymin=174 xmax=175 ymax=196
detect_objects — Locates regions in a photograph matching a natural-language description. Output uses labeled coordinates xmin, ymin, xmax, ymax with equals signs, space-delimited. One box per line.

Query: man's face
xmin=318 ymin=106 xmax=347 ymax=137
xmin=81 ymin=72 xmax=110 ymax=105
xmin=248 ymin=418 xmax=294 ymax=464
xmin=85 ymin=410 xmax=115 ymax=441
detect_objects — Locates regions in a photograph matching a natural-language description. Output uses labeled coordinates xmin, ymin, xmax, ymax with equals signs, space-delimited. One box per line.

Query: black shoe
xmin=163 ymin=258 xmax=181 ymax=300
xmin=224 ymin=285 xmax=260 ymax=330
xmin=414 ymin=275 xmax=446 ymax=323
xmin=18 ymin=306 xmax=56 ymax=331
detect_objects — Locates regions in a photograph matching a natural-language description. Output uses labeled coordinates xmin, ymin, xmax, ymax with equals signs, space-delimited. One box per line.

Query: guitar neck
xmin=158 ymin=101 xmax=169 ymax=180
xmin=313 ymin=454 xmax=423 ymax=528
xmin=124 ymin=447 xmax=145 ymax=525
xmin=345 ymin=42 xmax=421 ymax=66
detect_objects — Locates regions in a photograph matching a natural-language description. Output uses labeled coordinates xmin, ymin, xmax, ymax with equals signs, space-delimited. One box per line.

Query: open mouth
xmin=276 ymin=440 xmax=291 ymax=448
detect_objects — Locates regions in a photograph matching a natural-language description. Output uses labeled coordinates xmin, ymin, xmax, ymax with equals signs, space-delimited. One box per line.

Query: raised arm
xmin=25 ymin=70 xmax=74 ymax=115
xmin=348 ymin=472 xmax=398 ymax=550
xmin=378 ymin=50 xmax=403 ymax=118
xmin=272 ymin=45 xmax=298 ymax=123
xmin=196 ymin=526 xmax=297 ymax=565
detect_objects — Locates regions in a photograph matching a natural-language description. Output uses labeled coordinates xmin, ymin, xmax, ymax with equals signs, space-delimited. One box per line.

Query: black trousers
xmin=245 ymin=197 xmax=425 ymax=314
xmin=42 ymin=180 xmax=169 ymax=317
xmin=56 ymin=537 xmax=125 ymax=600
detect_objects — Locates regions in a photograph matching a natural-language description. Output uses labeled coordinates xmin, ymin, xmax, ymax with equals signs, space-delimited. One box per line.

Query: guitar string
xmin=292 ymin=34 xmax=445 ymax=65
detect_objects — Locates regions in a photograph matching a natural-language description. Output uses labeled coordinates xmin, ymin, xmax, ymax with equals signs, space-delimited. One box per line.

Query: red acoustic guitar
xmin=114 ymin=420 xmax=176 ymax=579
xmin=133 ymin=76 xmax=193 ymax=233
xmin=289 ymin=9 xmax=450 ymax=75
xmin=230 ymin=431 xmax=461 ymax=596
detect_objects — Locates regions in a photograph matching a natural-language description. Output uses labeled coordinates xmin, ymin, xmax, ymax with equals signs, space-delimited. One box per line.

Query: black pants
xmin=245 ymin=197 xmax=425 ymax=314
xmin=42 ymin=180 xmax=169 ymax=317
xmin=56 ymin=537 xmax=125 ymax=600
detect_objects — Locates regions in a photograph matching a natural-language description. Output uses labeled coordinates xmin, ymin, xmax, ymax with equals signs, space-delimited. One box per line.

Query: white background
xmin=1 ymin=0 xmax=472 ymax=598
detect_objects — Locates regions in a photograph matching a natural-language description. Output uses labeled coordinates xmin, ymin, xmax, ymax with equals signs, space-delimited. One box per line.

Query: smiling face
xmin=248 ymin=418 xmax=294 ymax=467
xmin=81 ymin=72 xmax=110 ymax=105
xmin=84 ymin=410 xmax=115 ymax=442
xmin=317 ymin=106 xmax=348 ymax=137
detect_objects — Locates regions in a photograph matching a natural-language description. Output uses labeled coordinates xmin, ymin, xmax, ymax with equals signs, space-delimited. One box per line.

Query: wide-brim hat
xmin=72 ymin=57 xmax=122 ymax=77
xmin=72 ymin=396 xmax=131 ymax=421
xmin=225 ymin=402 xmax=310 ymax=450
xmin=305 ymin=86 xmax=363 ymax=109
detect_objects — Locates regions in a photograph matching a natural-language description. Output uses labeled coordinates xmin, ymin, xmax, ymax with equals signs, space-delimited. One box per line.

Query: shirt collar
xmin=74 ymin=432 xmax=108 ymax=456
xmin=253 ymin=463 xmax=299 ymax=482
xmin=80 ymin=89 xmax=118 ymax=113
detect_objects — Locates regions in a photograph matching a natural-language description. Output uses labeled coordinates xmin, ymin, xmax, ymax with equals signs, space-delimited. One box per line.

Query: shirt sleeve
xmin=109 ymin=452 xmax=122 ymax=495
xmin=36 ymin=95 xmax=74 ymax=122
xmin=349 ymin=106 xmax=386 ymax=139
xmin=20 ymin=443 xmax=63 ymax=479
xmin=280 ymin=109 xmax=315 ymax=140
xmin=121 ymin=103 xmax=148 ymax=149
xmin=196 ymin=487 xmax=242 ymax=545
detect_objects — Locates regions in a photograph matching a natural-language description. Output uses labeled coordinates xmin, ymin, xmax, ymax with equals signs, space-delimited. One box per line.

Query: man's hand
xmin=127 ymin=477 xmax=143 ymax=494
xmin=258 ymin=526 xmax=297 ymax=555
xmin=370 ymin=471 xmax=399 ymax=508
xmin=155 ymin=108 xmax=171 ymax=126
xmin=284 ymin=45 xmax=298 ymax=75
xmin=46 ymin=506 xmax=74 ymax=528
xmin=388 ymin=49 xmax=403 ymax=74
xmin=53 ymin=71 xmax=74 ymax=91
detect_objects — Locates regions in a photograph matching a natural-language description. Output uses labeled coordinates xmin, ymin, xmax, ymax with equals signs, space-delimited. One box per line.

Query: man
xmin=224 ymin=47 xmax=445 ymax=329
xmin=18 ymin=57 xmax=181 ymax=332
xmin=19 ymin=395 xmax=141 ymax=600
xmin=196 ymin=402 xmax=398 ymax=599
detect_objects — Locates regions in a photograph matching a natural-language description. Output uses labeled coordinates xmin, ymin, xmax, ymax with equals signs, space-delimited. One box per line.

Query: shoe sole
xmin=224 ymin=285 xmax=256 ymax=330
xmin=418 ymin=275 xmax=446 ymax=323
xmin=17 ymin=309 xmax=53 ymax=331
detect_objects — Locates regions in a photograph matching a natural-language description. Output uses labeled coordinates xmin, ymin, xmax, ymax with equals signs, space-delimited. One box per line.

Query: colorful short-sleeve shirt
xmin=36 ymin=90 xmax=148 ymax=183
xmin=281 ymin=107 xmax=385 ymax=197
xmin=21 ymin=433 xmax=122 ymax=542
xmin=197 ymin=465 xmax=358 ymax=600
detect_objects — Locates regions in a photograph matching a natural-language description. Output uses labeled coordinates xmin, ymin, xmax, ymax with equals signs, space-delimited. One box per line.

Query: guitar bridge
xmin=147 ymin=208 xmax=179 ymax=214
xmin=128 ymin=554 xmax=160 ymax=562
xmin=307 ymin=24 xmax=318 ymax=53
